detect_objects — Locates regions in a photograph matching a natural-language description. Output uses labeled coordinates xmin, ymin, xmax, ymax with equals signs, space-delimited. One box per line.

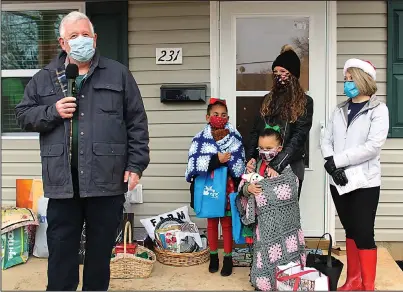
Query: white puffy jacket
xmin=320 ymin=96 xmax=389 ymax=188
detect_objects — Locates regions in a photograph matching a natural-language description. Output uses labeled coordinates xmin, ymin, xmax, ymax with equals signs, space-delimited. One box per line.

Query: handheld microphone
xmin=65 ymin=64 xmax=79 ymax=164
xmin=65 ymin=64 xmax=79 ymax=97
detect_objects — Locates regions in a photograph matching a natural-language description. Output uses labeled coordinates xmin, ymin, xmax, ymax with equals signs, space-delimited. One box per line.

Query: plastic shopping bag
xmin=33 ymin=197 xmax=49 ymax=258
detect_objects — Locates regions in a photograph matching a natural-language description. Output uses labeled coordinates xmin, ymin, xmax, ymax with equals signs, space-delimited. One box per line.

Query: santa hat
xmin=343 ymin=58 xmax=376 ymax=80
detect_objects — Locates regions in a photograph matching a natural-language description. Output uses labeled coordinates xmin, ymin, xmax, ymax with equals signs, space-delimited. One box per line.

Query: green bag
xmin=1 ymin=227 xmax=29 ymax=270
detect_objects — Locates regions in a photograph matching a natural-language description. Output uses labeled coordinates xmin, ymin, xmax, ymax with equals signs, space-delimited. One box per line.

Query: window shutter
xmin=387 ymin=0 xmax=403 ymax=138
xmin=86 ymin=1 xmax=128 ymax=66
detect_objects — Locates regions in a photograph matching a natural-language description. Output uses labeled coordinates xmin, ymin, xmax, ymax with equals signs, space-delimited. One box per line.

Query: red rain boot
xmin=338 ymin=239 xmax=363 ymax=291
xmin=358 ymin=248 xmax=377 ymax=291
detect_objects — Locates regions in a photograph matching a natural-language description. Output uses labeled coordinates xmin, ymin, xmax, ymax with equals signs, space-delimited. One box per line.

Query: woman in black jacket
xmin=246 ymin=45 xmax=313 ymax=199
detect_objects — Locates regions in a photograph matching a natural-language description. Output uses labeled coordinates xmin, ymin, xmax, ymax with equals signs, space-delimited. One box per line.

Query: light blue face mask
xmin=67 ymin=36 xmax=95 ymax=63
xmin=344 ymin=81 xmax=360 ymax=99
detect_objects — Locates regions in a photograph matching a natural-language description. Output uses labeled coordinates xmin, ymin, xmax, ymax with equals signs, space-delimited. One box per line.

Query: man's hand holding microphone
xmin=56 ymin=97 xmax=77 ymax=118
xmin=58 ymin=63 xmax=79 ymax=119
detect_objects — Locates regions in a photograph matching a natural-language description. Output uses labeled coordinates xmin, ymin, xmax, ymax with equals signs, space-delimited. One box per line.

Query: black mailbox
xmin=160 ymin=84 xmax=207 ymax=102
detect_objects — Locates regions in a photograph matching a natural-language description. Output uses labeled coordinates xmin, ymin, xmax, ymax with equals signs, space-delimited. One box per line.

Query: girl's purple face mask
xmin=258 ymin=147 xmax=279 ymax=162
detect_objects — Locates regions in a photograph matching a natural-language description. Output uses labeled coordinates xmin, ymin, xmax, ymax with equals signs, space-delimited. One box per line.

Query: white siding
xmin=336 ymin=1 xmax=403 ymax=241
xmin=127 ymin=1 xmax=210 ymax=226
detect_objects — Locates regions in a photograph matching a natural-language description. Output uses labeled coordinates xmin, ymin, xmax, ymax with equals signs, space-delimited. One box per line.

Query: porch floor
xmin=2 ymin=248 xmax=402 ymax=290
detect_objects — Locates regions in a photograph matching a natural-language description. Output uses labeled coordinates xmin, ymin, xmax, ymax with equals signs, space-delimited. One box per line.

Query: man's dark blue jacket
xmin=15 ymin=50 xmax=150 ymax=199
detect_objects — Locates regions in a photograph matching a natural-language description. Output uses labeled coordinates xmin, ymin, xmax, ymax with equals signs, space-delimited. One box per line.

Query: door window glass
xmin=236 ymin=17 xmax=309 ymax=91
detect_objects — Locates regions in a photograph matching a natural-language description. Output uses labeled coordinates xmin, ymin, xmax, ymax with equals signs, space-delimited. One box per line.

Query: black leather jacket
xmin=246 ymin=94 xmax=314 ymax=179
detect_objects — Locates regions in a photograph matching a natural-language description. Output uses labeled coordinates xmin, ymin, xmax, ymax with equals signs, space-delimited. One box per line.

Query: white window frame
xmin=1 ymin=2 xmax=85 ymax=139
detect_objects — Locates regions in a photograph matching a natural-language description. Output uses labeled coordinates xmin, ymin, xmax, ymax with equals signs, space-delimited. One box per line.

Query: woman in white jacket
xmin=321 ymin=58 xmax=389 ymax=291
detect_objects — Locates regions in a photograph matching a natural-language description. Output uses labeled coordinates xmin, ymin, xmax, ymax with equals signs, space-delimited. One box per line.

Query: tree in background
xmin=1 ymin=10 xmax=65 ymax=70
xmin=292 ymin=36 xmax=309 ymax=92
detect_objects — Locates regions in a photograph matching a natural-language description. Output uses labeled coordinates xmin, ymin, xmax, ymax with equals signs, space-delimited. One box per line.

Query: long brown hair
xmin=260 ymin=46 xmax=307 ymax=122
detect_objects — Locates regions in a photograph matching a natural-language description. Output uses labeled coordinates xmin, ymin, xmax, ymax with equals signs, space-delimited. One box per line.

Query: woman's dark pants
xmin=330 ymin=185 xmax=380 ymax=249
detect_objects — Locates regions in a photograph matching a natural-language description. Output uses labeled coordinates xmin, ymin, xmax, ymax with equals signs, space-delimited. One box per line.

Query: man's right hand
xmin=246 ymin=158 xmax=256 ymax=173
xmin=56 ymin=97 xmax=77 ymax=119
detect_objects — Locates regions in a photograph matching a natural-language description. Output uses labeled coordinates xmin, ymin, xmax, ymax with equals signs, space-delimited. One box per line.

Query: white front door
xmin=219 ymin=1 xmax=328 ymax=236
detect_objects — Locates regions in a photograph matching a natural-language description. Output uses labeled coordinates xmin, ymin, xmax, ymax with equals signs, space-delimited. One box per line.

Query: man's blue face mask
xmin=67 ymin=36 xmax=95 ymax=63
xmin=344 ymin=81 xmax=360 ymax=99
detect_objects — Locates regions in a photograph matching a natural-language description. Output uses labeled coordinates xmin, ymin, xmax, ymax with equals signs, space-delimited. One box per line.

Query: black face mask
xmin=274 ymin=74 xmax=290 ymax=89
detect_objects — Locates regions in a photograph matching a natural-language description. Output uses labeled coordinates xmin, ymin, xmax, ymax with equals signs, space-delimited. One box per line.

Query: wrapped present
xmin=276 ymin=262 xmax=329 ymax=291
xmin=232 ymin=247 xmax=253 ymax=267
xmin=115 ymin=242 xmax=137 ymax=255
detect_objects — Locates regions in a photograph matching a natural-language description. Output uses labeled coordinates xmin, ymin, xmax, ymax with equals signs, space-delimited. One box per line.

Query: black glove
xmin=332 ymin=168 xmax=349 ymax=186
xmin=324 ymin=156 xmax=337 ymax=175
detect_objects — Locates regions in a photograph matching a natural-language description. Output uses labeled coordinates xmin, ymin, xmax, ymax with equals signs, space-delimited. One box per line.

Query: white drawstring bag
xmin=33 ymin=196 xmax=49 ymax=258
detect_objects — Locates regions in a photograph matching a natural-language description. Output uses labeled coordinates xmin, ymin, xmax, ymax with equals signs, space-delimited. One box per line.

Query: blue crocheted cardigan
xmin=185 ymin=123 xmax=246 ymax=182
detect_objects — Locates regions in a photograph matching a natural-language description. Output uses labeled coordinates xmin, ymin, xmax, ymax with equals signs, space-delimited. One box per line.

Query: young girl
xmin=238 ymin=125 xmax=306 ymax=291
xmin=185 ymin=98 xmax=245 ymax=276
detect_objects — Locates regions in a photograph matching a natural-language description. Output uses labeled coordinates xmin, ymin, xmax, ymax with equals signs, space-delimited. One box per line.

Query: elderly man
xmin=15 ymin=11 xmax=150 ymax=291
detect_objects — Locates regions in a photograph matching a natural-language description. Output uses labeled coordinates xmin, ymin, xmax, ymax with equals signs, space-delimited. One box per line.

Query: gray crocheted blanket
xmin=237 ymin=165 xmax=306 ymax=291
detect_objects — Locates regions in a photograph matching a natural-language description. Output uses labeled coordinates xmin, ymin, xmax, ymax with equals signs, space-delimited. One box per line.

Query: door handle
xmin=320 ymin=121 xmax=325 ymax=132
xmin=319 ymin=121 xmax=326 ymax=148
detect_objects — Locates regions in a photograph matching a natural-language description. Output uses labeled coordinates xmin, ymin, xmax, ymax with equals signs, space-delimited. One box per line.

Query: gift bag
xmin=2 ymin=227 xmax=29 ymax=270
xmin=276 ymin=262 xmax=329 ymax=291
xmin=306 ymin=233 xmax=344 ymax=291
xmin=194 ymin=166 xmax=227 ymax=218
xmin=229 ymin=192 xmax=245 ymax=244
xmin=33 ymin=197 xmax=49 ymax=258
xmin=232 ymin=247 xmax=252 ymax=267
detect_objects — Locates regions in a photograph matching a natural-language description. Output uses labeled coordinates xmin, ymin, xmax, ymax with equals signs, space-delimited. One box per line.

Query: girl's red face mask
xmin=209 ymin=116 xmax=228 ymax=129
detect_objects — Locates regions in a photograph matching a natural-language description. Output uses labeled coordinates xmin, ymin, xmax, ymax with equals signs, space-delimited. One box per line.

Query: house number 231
xmin=156 ymin=48 xmax=183 ymax=64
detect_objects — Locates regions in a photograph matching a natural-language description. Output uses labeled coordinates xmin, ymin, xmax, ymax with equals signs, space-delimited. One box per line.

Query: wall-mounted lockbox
xmin=160 ymin=84 xmax=207 ymax=102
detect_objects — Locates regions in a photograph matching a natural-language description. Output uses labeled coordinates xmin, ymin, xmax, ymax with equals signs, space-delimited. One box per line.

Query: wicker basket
xmin=110 ymin=221 xmax=156 ymax=279
xmin=154 ymin=245 xmax=210 ymax=267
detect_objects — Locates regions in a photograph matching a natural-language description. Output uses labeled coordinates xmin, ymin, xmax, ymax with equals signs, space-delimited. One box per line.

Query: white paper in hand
xmin=335 ymin=166 xmax=369 ymax=195
xmin=127 ymin=183 xmax=143 ymax=204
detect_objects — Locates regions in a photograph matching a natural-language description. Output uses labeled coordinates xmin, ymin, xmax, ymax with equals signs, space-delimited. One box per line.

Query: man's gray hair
xmin=59 ymin=11 xmax=95 ymax=38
